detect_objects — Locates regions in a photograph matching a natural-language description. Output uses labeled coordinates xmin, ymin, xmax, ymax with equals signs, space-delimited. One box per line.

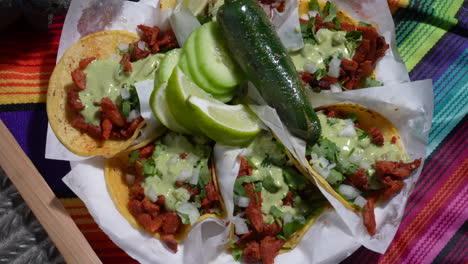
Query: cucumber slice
xmin=155 ymin=48 xmax=182 ymax=88
xmin=150 ymin=82 xmax=191 ymax=134
xmin=196 ymin=22 xmax=243 ymax=91
xmin=183 ymin=29 xmax=231 ymax=96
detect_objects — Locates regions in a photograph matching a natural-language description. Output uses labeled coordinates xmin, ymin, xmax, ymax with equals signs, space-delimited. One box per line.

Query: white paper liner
xmin=248 ymin=79 xmax=434 ymax=253
xmin=209 ymin=144 xmax=361 ymax=264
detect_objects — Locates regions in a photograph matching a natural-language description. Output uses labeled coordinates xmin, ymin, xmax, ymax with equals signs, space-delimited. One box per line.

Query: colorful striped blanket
xmin=0 ymin=0 xmax=466 ymax=263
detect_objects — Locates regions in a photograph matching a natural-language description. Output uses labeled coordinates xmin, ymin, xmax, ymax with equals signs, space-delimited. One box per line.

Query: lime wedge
xmin=165 ymin=67 xmax=216 ymax=134
xmin=180 ymin=0 xmax=209 ymax=15
xmin=150 ymin=82 xmax=191 ymax=134
xmin=187 ymin=96 xmax=261 ymax=146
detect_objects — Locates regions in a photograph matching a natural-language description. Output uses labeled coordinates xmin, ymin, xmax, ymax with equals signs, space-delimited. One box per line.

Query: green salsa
xmin=79 ymin=53 xmax=165 ymax=125
xmin=290 ymin=29 xmax=352 ymax=71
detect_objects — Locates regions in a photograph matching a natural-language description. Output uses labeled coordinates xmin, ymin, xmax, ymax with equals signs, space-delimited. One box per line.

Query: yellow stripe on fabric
xmin=0 ymin=71 xmax=52 ymax=76
xmin=60 ymin=198 xmax=86 ymax=207
xmin=398 ymin=0 xmax=463 ymax=71
xmin=74 ymin=218 xmax=96 ymax=225
xmin=67 ymin=208 xmax=91 ymax=216
xmin=0 ymin=85 xmax=48 ymax=104
xmin=0 ymin=79 xmax=49 ymax=84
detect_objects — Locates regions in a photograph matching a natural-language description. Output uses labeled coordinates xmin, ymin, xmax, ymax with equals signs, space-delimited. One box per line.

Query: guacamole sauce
xmin=140 ymin=133 xmax=211 ymax=211
xmin=290 ymin=29 xmax=352 ymax=71
xmin=79 ymin=53 xmax=165 ymax=125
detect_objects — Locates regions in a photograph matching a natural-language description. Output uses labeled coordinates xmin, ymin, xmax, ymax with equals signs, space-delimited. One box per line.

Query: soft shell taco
xmin=294 ymin=0 xmax=389 ymax=91
xmin=47 ymin=26 xmax=178 ymax=156
xmin=296 ymin=104 xmax=421 ymax=235
xmin=105 ymin=131 xmax=226 ymax=252
xmin=227 ymin=132 xmax=329 ymax=264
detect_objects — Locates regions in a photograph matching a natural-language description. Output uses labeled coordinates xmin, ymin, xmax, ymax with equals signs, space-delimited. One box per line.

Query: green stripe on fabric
xmin=428 ymin=51 xmax=468 ymax=155
xmin=398 ymin=0 xmax=463 ymax=71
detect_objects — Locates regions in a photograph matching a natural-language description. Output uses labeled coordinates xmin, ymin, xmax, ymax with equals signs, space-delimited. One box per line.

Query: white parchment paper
xmin=249 ymin=79 xmax=434 ymax=253
xmin=45 ymin=0 xmax=426 ymax=262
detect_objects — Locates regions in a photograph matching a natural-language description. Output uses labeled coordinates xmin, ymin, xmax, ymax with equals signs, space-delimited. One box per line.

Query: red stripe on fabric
xmin=0 ymin=53 xmax=57 ymax=60
xmin=71 ymin=214 xmax=94 ymax=220
xmin=381 ymin=161 xmax=468 ymax=264
xmin=0 ymin=65 xmax=53 ymax=73
xmin=0 ymin=91 xmax=46 ymax=95
xmin=64 ymin=205 xmax=86 ymax=209
xmin=0 ymin=82 xmax=48 ymax=87
xmin=77 ymin=223 xmax=100 ymax=229
xmin=405 ymin=184 xmax=468 ymax=263
xmin=0 ymin=60 xmax=56 ymax=67
xmin=0 ymin=73 xmax=51 ymax=80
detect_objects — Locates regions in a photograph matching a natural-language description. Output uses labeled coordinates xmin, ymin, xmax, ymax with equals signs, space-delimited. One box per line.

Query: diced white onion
xmin=339 ymin=119 xmax=357 ymax=137
xmin=190 ymin=167 xmax=200 ymax=185
xmin=295 ymin=215 xmax=306 ymax=224
xmin=308 ymin=10 xmax=318 ymax=18
xmin=125 ymin=174 xmax=135 ymax=185
xmin=118 ymin=43 xmax=129 ymax=51
xmin=360 ymin=161 xmax=372 ymax=169
xmin=330 ymin=83 xmax=342 ymax=93
xmin=312 ymin=162 xmax=330 ymax=179
xmin=327 ymin=163 xmax=337 ymax=170
xmin=168 ymin=156 xmax=178 ymax=165
xmin=300 ymin=13 xmax=310 ymax=20
xmin=237 ymin=196 xmax=250 ymax=208
xmin=349 ymin=152 xmax=362 ymax=163
xmin=354 ymin=195 xmax=368 ymax=208
xmin=328 ymin=57 xmax=342 ymax=78
xmin=177 ymin=202 xmax=200 ymax=225
xmin=147 ymin=187 xmax=158 ymax=202
xmin=234 ymin=216 xmax=249 ymax=235
xmin=339 ymin=184 xmax=361 ymax=200
xmin=318 ymin=157 xmax=329 ymax=168
xmin=137 ymin=41 xmax=146 ymax=50
xmin=127 ymin=109 xmax=140 ymax=123
xmin=121 ymin=87 xmax=130 ymax=100
xmin=185 ymin=153 xmax=199 ymax=164
xmin=177 ymin=166 xmax=192 ymax=182
xmin=304 ymin=61 xmax=318 ymax=74
xmin=310 ymin=153 xmax=319 ymax=161
xmin=283 ymin=212 xmax=293 ymax=224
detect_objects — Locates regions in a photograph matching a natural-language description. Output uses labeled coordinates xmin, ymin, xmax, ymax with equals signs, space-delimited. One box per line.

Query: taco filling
xmin=124 ymin=133 xmax=223 ymax=252
xmin=295 ymin=0 xmax=389 ymax=91
xmin=306 ymin=107 xmax=421 ymax=235
xmin=229 ymin=133 xmax=327 ymax=264
xmin=67 ymin=25 xmax=178 ymax=140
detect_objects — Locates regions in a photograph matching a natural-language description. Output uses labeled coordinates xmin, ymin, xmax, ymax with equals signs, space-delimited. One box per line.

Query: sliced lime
xmin=180 ymin=0 xmax=209 ymax=15
xmin=150 ymin=82 xmax=191 ymax=134
xmin=187 ymin=96 xmax=261 ymax=146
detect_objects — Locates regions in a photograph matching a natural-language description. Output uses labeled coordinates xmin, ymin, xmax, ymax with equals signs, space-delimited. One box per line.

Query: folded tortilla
xmin=47 ymin=30 xmax=145 ymax=157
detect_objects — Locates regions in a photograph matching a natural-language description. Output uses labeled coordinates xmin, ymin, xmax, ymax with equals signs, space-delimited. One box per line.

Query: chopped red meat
xmin=340 ymin=22 xmax=356 ymax=32
xmin=101 ymin=118 xmax=112 ymax=140
xmin=180 ymin=152 xmax=187 ymax=159
xmin=243 ymin=241 xmax=261 ymax=263
xmin=375 ymin=159 xmax=421 ymax=180
xmin=100 ymin=97 xmax=126 ymax=127
xmin=120 ymin=115 xmax=144 ymax=138
xmin=363 ymin=196 xmax=376 ymax=235
xmin=368 ymin=127 xmax=384 ymax=146
xmin=262 ymin=222 xmax=281 ymax=237
xmin=161 ymin=212 xmax=181 ymax=235
xmin=260 ymin=236 xmax=284 ymax=264
xmin=131 ymin=41 xmax=150 ymax=62
xmin=137 ymin=25 xmax=178 ymax=54
xmin=347 ymin=168 xmax=369 ymax=190
xmin=142 ymin=198 xmax=160 ymax=215
xmin=79 ymin=57 xmax=96 ymax=70
xmin=282 ymin=191 xmax=294 ymax=206
xmin=136 ymin=213 xmax=160 ymax=233
xmin=120 ymin=52 xmax=133 ymax=73
xmin=161 ymin=234 xmax=178 ymax=253
xmin=379 ymin=176 xmax=404 ymax=201
xmin=156 ymin=195 xmax=166 ymax=207
xmin=138 ymin=144 xmax=155 ymax=159
xmin=341 ymin=58 xmax=359 ymax=72
xmin=71 ymin=69 xmax=87 ymax=90
xmin=128 ymin=199 xmax=143 ymax=216
xmin=129 ymin=185 xmax=145 ymax=201
xmin=67 ymin=89 xmax=85 ymax=111
xmin=244 ymin=183 xmax=263 ymax=233
xmin=206 ymin=180 xmax=219 ymax=202
xmin=238 ymin=156 xmax=253 ymax=177
xmin=391 ymin=136 xmax=397 ymax=144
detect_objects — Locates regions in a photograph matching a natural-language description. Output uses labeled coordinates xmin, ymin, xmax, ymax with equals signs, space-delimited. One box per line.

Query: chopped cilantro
xmin=357 ymin=128 xmax=370 ymax=140
xmin=234 ymin=175 xmax=257 ymax=197
xmin=358 ymin=21 xmax=373 ymax=27
xmin=283 ymin=220 xmax=304 ymax=238
xmin=120 ymin=84 xmax=140 ymax=117
xmin=128 ymin=43 xmax=134 ymax=54
xmin=261 ymin=154 xmax=272 ymax=167
xmin=177 ymin=212 xmax=190 ymax=225
xmin=345 ymin=31 xmax=363 ymax=53
xmin=128 ymin=151 xmax=140 ymax=163
xmin=121 ymin=100 xmax=131 ymax=118
xmin=335 ymin=158 xmax=358 ymax=175
xmin=346 ymin=113 xmax=358 ymax=122
xmin=283 ymin=168 xmax=307 ymax=190
xmin=253 ymin=182 xmax=263 ymax=193
xmin=263 ymin=175 xmax=280 ymax=193
xmin=364 ymin=77 xmax=384 ymax=88
xmin=281 ymin=246 xmax=293 ymax=250
xmin=142 ymin=159 xmax=156 ymax=175
xmin=323 ymin=1 xmax=338 ymax=23
xmin=269 ymin=206 xmax=284 ymax=218
xmin=232 ymin=248 xmax=243 ymax=261
xmin=309 ymin=0 xmax=322 ymax=17
xmin=314 ymin=68 xmax=327 ymax=80
xmin=245 ymin=157 xmax=258 ymax=170
xmin=327 ymin=118 xmax=339 ymax=126
xmin=276 ymin=234 xmax=286 ymax=240
xmin=301 ymin=17 xmax=318 ymax=45
xmin=197 ymin=163 xmax=211 ymax=188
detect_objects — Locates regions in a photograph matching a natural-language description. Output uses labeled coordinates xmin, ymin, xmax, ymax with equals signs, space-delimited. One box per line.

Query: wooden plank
xmin=0 ymin=120 xmax=102 ymax=264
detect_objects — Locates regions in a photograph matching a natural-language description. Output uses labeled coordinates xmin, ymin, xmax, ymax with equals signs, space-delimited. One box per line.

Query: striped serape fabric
xmin=0 ymin=0 xmax=466 ymax=263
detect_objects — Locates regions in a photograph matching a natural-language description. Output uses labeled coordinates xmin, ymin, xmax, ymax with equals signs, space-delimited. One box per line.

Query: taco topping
xmin=294 ymin=1 xmax=389 ymax=91
xmin=306 ymin=108 xmax=421 ymax=235
xmin=230 ymin=133 xmax=327 ymax=264
xmin=67 ymin=25 xmax=179 ymax=141
xmin=126 ymin=133 xmax=222 ymax=252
